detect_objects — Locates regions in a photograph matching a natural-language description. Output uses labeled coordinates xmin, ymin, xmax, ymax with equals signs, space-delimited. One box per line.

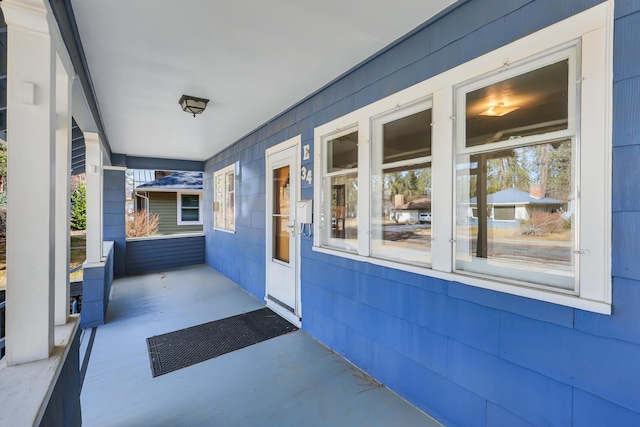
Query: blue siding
xmin=81 ymin=244 xmax=114 ymax=329
xmin=204 ymin=0 xmax=640 ymax=424
xmin=39 ymin=328 xmax=81 ymax=427
xmin=103 ymin=169 xmax=126 ymax=277
xmin=126 ymin=235 xmax=205 ymax=275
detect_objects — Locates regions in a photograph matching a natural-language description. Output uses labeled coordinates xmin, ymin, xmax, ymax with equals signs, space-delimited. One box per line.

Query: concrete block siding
xmin=205 ymin=0 xmax=640 ymax=424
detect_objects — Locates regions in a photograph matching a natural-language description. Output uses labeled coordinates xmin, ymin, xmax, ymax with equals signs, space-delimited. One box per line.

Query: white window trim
xmin=177 ymin=191 xmax=203 ymax=225
xmin=313 ymin=3 xmax=612 ymax=314
xmin=213 ymin=163 xmax=236 ymax=233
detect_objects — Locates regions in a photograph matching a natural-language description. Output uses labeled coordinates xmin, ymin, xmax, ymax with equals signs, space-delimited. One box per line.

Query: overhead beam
xmin=47 ymin=0 xmax=112 ymax=161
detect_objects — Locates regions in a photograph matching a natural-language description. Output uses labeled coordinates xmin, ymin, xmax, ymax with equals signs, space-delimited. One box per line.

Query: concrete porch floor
xmin=80 ymin=264 xmax=441 ymax=427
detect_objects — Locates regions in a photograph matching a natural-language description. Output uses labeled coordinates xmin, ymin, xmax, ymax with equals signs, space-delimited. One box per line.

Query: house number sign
xmin=301 ymin=166 xmax=313 ymax=185
xmin=301 ymin=144 xmax=312 ymax=184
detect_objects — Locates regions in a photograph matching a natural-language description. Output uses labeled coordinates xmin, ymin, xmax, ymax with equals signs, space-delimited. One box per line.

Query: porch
xmin=80 ymin=264 xmax=441 ymax=427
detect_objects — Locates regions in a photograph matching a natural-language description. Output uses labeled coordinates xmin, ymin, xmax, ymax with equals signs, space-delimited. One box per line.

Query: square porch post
xmin=55 ymin=55 xmax=73 ymax=326
xmin=84 ymin=132 xmax=104 ymax=264
xmin=3 ymin=0 xmax=58 ymax=364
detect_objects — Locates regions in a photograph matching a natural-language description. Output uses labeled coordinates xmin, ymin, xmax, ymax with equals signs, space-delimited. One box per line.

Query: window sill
xmin=126 ymin=232 xmax=205 ymax=242
xmin=312 ymin=245 xmax=611 ymax=315
xmin=213 ymin=227 xmax=236 ymax=234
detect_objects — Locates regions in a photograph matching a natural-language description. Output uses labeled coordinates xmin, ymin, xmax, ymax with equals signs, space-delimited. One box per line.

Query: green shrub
xmin=71 ymin=183 xmax=86 ymax=230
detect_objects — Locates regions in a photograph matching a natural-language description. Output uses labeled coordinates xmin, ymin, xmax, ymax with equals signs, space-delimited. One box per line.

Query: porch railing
xmin=0 ymin=264 xmax=82 ymax=359
xmin=0 ymin=300 xmax=5 ymax=359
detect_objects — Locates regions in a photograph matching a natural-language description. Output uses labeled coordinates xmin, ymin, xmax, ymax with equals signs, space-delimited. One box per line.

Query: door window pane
xmin=273 ymin=166 xmax=290 ymax=263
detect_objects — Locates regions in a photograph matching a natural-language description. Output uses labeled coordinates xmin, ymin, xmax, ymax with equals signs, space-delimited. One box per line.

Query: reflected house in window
xmin=135 ymin=171 xmax=204 ymax=235
xmin=468 ymin=186 xmax=564 ymax=223
xmin=390 ymin=196 xmax=431 ymax=224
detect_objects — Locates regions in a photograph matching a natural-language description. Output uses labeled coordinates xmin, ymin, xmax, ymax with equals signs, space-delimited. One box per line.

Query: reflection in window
xmin=465 ymin=60 xmax=569 ymax=148
xmin=455 ymin=51 xmax=576 ymax=291
xmin=322 ymin=173 xmax=358 ymax=250
xmin=327 ymin=132 xmax=358 ymax=172
xmin=372 ymin=104 xmax=432 ymax=265
xmin=273 ymin=166 xmax=290 ymax=263
xmin=322 ymin=130 xmax=359 ymax=251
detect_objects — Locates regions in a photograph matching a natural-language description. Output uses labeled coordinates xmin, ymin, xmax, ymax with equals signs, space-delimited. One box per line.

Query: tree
xmin=71 ymin=183 xmax=87 ymax=230
xmin=0 ymin=143 xmax=6 ymax=195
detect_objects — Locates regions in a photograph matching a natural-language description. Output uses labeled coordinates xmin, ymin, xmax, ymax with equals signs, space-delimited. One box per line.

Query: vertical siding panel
xmin=103 ymin=170 xmax=126 ymax=277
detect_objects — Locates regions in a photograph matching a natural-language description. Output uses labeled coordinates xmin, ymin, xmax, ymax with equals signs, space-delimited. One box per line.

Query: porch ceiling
xmin=70 ymin=0 xmax=458 ymax=162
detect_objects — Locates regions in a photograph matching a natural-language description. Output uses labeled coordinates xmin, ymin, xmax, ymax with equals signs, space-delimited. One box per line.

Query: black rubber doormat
xmin=146 ymin=307 xmax=298 ymax=377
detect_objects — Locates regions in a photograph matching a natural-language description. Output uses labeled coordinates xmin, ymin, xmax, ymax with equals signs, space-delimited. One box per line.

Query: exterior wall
xmin=149 ymin=192 xmax=203 ymax=235
xmin=205 ymin=1 xmax=640 ymax=425
xmin=81 ymin=243 xmax=114 ymax=329
xmin=39 ymin=328 xmax=82 ymax=427
xmin=126 ymin=235 xmax=205 ymax=275
xmin=104 ymin=169 xmax=126 ymax=277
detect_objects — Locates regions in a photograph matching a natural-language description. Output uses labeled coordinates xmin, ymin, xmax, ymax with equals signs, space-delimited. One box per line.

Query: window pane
xmin=225 ymin=171 xmax=235 ymax=230
xmin=455 ymin=140 xmax=575 ymax=290
xmin=181 ymin=194 xmax=199 ymax=208
xmin=321 ymin=173 xmax=358 ymax=250
xmin=383 ymin=109 xmax=431 ymax=163
xmin=465 ymin=60 xmax=569 ymax=148
xmin=273 ymin=166 xmax=290 ymax=263
xmin=371 ymin=105 xmax=432 ymax=265
xmin=327 ymin=131 xmax=358 ymax=172
xmin=372 ymin=163 xmax=432 ymax=265
xmin=226 ymin=172 xmax=235 ymax=192
xmin=225 ymin=196 xmax=235 ymax=230
xmin=181 ymin=208 xmax=199 ymax=222
xmin=214 ymin=174 xmax=224 ymax=229
xmin=273 ymin=216 xmax=290 ymax=263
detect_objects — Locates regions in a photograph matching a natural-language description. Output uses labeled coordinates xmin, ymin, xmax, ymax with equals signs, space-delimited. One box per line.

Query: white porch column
xmin=85 ymin=132 xmax=104 ymax=264
xmin=54 ymin=55 xmax=73 ymax=326
xmin=3 ymin=0 xmax=57 ymax=364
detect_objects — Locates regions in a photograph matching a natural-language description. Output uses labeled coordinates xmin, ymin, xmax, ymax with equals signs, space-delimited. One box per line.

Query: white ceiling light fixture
xmin=179 ymin=95 xmax=210 ymax=117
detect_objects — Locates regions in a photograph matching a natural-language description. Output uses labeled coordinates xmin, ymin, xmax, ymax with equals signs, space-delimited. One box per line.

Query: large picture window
xmin=454 ymin=48 xmax=577 ymax=291
xmin=313 ymin=4 xmax=611 ymax=313
xmin=214 ymin=164 xmax=235 ymax=232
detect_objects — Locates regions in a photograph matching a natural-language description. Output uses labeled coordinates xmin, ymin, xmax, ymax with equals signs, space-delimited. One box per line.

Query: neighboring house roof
xmin=469 ymin=188 xmax=563 ymax=205
xmin=393 ymin=197 xmax=432 ymax=211
xmin=136 ymin=171 xmax=203 ymax=191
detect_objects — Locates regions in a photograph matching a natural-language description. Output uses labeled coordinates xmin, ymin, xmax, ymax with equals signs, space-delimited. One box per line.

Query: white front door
xmin=265 ymin=138 xmax=300 ymax=326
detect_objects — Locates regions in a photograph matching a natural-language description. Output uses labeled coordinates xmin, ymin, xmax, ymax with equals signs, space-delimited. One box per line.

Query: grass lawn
xmin=0 ymin=234 xmax=86 ymax=288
